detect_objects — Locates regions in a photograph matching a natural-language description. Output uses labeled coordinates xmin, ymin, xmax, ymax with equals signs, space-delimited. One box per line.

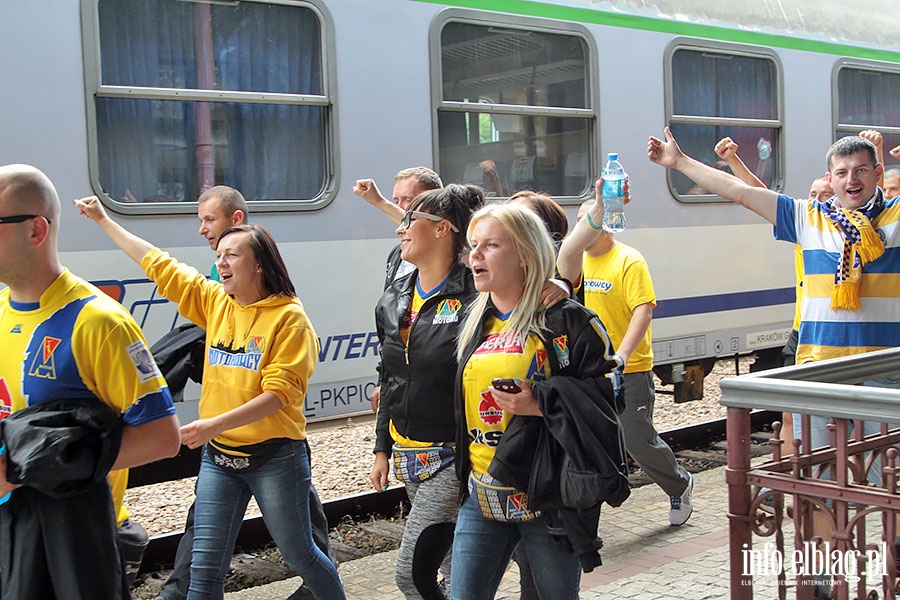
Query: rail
xmin=719 ymin=347 xmax=900 ymax=600
xmin=135 ymin=411 xmax=779 ymax=568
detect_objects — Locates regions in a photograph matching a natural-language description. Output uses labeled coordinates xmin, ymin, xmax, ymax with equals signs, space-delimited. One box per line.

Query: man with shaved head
xmin=0 ymin=164 xmax=181 ymax=599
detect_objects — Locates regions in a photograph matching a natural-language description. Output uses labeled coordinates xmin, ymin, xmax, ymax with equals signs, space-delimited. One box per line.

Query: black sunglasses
xmin=399 ymin=210 xmax=459 ymax=232
xmin=0 ymin=214 xmax=51 ymax=225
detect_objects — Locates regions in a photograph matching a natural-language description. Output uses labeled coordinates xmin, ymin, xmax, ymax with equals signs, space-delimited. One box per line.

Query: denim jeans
xmin=187 ymin=440 xmax=345 ymax=600
xmin=450 ymin=493 xmax=581 ymax=600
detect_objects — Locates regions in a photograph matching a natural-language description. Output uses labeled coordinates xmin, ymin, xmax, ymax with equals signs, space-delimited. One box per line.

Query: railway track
xmin=134 ymin=409 xmax=780 ymax=576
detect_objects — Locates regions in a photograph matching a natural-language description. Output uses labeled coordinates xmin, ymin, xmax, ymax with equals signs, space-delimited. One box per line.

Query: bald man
xmin=0 ymin=164 xmax=181 ymax=599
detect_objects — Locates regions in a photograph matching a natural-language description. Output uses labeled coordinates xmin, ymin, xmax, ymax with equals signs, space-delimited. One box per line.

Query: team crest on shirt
xmin=552 ymin=336 xmax=570 ymax=369
xmin=432 ymin=299 xmax=461 ymax=325
xmin=0 ymin=378 xmax=12 ymax=419
xmin=246 ymin=336 xmax=267 ymax=353
xmin=506 ymin=492 xmax=530 ymax=520
xmin=126 ymin=340 xmax=162 ymax=383
xmin=478 ymin=390 xmax=504 ymax=425
xmin=525 ymin=349 xmax=550 ymax=380
xmin=28 ymin=336 xmax=61 ymax=379
xmin=584 ymin=278 xmax=613 ymax=293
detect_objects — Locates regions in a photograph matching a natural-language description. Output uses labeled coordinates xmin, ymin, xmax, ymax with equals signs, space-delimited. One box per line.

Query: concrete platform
xmin=225 ymin=464 xmax=736 ymax=599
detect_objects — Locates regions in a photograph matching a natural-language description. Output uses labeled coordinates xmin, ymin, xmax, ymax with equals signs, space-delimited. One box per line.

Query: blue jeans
xmin=450 ymin=493 xmax=581 ymax=600
xmin=188 ymin=440 xmax=345 ymax=600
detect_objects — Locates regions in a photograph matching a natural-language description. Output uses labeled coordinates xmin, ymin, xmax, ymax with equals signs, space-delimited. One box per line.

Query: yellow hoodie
xmin=141 ymin=248 xmax=318 ymax=447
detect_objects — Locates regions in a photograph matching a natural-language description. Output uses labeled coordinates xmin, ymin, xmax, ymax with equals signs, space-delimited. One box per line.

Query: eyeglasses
xmin=0 ymin=214 xmax=50 ymax=225
xmin=399 ymin=210 xmax=459 ymax=233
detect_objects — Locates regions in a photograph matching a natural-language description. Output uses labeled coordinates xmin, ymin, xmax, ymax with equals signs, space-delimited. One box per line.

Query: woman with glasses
xmin=370 ymin=183 xmax=483 ymax=599
xmin=451 ymin=203 xmax=628 ymax=600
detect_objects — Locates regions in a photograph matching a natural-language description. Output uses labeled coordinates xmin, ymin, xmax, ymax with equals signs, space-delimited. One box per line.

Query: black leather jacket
xmin=373 ymin=259 xmax=476 ymax=454
xmin=1 ymin=397 xmax=123 ymax=497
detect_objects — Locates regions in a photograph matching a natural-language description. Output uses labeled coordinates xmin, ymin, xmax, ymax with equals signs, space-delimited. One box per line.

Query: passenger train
xmin=2 ymin=0 xmax=899 ymax=421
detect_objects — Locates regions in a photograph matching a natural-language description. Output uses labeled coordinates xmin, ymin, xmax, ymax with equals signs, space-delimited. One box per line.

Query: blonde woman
xmin=451 ymin=204 xmax=629 ymax=600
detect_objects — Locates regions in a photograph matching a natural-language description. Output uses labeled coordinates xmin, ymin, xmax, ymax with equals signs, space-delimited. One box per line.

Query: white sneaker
xmin=669 ymin=474 xmax=694 ymax=526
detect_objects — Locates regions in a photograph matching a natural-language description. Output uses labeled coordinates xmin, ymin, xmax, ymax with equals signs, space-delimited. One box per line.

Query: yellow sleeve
xmin=141 ymin=248 xmax=221 ymax=330
xmin=260 ymin=320 xmax=318 ymax=407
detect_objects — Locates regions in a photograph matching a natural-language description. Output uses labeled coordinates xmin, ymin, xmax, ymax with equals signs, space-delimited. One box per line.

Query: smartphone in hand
xmin=491 ymin=378 xmax=522 ymax=394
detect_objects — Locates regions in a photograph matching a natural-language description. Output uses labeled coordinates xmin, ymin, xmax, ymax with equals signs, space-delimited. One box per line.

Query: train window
xmin=665 ymin=41 xmax=783 ymax=202
xmin=433 ymin=16 xmax=596 ymax=198
xmin=83 ymin=0 xmax=333 ymax=213
xmin=835 ymin=61 xmax=900 ymax=173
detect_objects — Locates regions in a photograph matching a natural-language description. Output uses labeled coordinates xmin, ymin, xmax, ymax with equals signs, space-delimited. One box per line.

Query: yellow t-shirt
xmin=0 ymin=269 xmax=175 ymax=525
xmin=461 ymin=314 xmax=551 ymax=475
xmin=580 ymin=242 xmax=656 ymax=373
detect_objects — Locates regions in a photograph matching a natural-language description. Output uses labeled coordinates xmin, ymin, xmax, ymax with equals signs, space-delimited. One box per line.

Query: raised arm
xmin=648 ymin=128 xmax=779 ymax=224
xmin=859 ymin=129 xmax=885 ymax=188
xmin=74 ymin=196 xmax=154 ymax=264
xmin=353 ymin=178 xmax=405 ymax=226
xmin=714 ymin=137 xmax=766 ymax=189
xmin=557 ymin=180 xmax=605 ymax=283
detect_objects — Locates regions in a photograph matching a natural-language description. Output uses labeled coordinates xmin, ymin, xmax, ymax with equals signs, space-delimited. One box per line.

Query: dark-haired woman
xmin=370 ymin=183 xmax=483 ymax=599
xmin=74 ymin=197 xmax=345 ymax=600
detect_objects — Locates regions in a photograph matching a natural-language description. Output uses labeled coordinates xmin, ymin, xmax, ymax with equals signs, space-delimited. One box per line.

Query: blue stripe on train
xmin=655 ymin=287 xmax=795 ymax=319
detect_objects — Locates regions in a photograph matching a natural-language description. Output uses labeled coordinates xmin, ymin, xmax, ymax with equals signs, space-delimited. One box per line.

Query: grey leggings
xmin=396 ymin=465 xmax=460 ymax=599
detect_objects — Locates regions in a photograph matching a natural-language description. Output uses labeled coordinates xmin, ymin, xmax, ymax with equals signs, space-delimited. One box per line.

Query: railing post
xmin=726 ymin=405 xmax=753 ymax=599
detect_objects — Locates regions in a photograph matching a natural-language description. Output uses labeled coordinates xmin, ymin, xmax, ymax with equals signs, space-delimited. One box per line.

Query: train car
xmin=2 ymin=0 xmax=898 ymax=421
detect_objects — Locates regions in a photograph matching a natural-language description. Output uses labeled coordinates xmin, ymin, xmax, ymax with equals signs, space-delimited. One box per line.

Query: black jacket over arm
xmin=455 ymin=298 xmax=629 ymax=572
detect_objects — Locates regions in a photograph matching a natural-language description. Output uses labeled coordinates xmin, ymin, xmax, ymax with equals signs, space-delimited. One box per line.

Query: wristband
xmin=585 ymin=211 xmax=602 ymax=232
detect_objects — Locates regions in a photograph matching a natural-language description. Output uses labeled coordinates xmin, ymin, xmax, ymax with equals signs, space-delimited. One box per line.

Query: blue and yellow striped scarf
xmin=820 ymin=191 xmax=885 ymax=310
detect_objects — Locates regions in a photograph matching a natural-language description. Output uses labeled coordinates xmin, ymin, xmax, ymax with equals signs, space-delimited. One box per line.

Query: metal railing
xmin=719 ymin=347 xmax=900 ymax=600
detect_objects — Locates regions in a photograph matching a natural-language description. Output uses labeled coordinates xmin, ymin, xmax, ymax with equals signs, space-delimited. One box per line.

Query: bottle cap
xmin=607 ymin=152 xmax=618 ymax=161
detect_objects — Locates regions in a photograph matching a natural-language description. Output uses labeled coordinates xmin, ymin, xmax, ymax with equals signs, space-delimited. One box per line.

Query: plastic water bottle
xmin=601 ymin=153 xmax=627 ymax=233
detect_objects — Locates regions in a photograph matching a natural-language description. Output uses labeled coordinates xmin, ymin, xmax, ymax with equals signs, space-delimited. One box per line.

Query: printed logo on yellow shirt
xmin=28 ymin=336 xmax=61 ymax=380
xmin=246 ymin=336 xmax=266 ymax=353
xmin=433 ymin=299 xmax=462 ymax=324
xmin=527 ymin=348 xmax=549 ymax=379
xmin=478 ymin=390 xmax=504 ymax=425
xmin=474 ymin=331 xmax=524 ymax=355
xmin=127 ymin=340 xmax=162 ymax=383
xmin=0 ymin=378 xmax=12 ymax=418
xmin=584 ymin=278 xmax=613 ymax=293
xmin=208 ymin=336 xmax=267 ymax=372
